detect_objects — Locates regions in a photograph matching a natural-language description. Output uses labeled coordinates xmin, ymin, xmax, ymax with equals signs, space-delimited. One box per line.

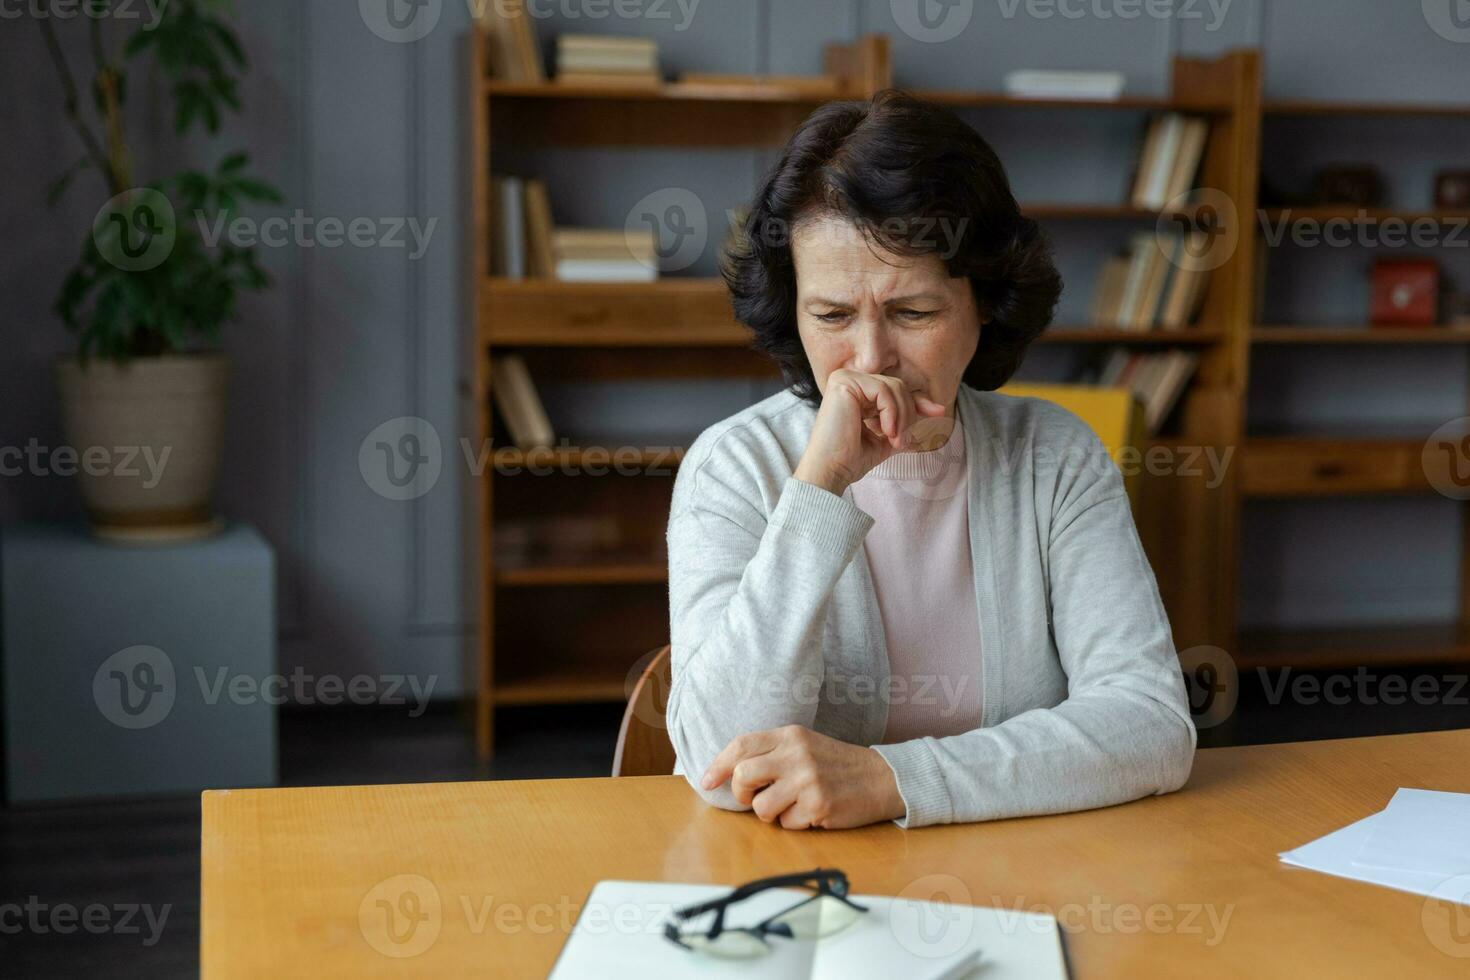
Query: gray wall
xmin=4 ymin=1 xmax=1468 ymax=695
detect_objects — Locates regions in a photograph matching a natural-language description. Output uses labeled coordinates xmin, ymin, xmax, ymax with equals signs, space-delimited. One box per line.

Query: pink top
xmin=849 ymin=415 xmax=984 ymax=744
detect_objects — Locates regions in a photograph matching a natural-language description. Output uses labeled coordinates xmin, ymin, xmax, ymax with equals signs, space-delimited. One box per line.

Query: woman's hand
xmin=793 ymin=369 xmax=949 ymax=496
xmin=700 ymin=724 xmax=906 ymax=830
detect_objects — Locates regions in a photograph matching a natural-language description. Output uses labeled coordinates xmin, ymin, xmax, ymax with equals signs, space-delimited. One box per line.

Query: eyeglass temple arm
xmin=675 ymin=869 xmax=847 ymax=920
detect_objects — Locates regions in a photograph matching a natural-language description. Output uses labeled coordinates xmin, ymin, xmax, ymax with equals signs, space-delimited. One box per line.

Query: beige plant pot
xmin=54 ymin=352 xmax=229 ymax=542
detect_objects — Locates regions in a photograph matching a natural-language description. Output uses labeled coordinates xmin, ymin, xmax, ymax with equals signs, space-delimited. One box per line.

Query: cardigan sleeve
xmin=665 ymin=447 xmax=873 ymax=812
xmin=872 ymin=417 xmax=1197 ymax=828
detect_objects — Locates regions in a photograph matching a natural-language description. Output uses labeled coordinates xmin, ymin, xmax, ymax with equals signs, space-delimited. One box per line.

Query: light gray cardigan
xmin=665 ymin=383 xmax=1197 ymax=829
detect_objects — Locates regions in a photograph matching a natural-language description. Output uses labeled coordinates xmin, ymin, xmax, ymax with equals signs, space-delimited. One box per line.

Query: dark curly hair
xmin=721 ymin=88 xmax=1062 ymax=405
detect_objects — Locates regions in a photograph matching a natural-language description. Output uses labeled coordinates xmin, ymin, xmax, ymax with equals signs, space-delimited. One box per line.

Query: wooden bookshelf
xmin=1245 ymin=87 xmax=1470 ymax=672
xmin=468 ymin=30 xmax=1264 ymax=757
xmin=1238 ymin=622 xmax=1470 ymax=671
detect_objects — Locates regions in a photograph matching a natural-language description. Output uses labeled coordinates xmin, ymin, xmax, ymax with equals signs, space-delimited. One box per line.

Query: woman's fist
xmin=793 ymin=369 xmax=949 ymax=496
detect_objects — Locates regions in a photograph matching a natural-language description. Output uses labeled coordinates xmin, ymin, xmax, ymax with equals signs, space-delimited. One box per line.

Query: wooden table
xmin=201 ymin=728 xmax=1470 ymax=978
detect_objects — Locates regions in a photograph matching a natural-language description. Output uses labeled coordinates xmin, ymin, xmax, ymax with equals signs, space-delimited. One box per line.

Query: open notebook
xmin=549 ymin=880 xmax=1069 ymax=979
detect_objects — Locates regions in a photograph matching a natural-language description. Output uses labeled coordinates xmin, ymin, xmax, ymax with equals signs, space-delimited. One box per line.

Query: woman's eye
xmin=896 ymin=309 xmax=935 ymax=320
xmin=816 ymin=312 xmax=847 ymax=323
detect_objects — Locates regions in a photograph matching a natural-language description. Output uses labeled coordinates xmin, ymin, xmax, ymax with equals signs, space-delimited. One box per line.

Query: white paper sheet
xmin=548 ymin=880 xmax=1068 ymax=980
xmin=1352 ymin=788 xmax=1470 ymax=876
xmin=1278 ymin=811 xmax=1470 ymax=906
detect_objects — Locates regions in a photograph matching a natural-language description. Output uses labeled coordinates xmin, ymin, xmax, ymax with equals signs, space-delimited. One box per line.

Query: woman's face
xmin=792 ymin=213 xmax=982 ymax=420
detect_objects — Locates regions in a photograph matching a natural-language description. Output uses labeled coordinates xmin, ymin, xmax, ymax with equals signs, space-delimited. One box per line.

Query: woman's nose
xmin=850 ymin=321 xmax=897 ymax=376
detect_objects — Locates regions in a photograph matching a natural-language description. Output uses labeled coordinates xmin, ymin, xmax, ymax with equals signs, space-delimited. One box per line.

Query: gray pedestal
xmin=1 ymin=522 xmax=278 ymax=803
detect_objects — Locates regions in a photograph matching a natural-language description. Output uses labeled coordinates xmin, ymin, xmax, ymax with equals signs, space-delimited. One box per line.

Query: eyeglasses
xmin=663 ymin=868 xmax=869 ymax=959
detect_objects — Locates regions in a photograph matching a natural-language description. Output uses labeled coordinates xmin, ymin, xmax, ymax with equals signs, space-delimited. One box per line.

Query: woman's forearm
xmin=666 ymin=475 xmax=874 ymax=809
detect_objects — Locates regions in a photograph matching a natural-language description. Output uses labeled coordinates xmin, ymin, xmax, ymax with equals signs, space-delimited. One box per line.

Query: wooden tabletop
xmin=201 ymin=728 xmax=1470 ymax=978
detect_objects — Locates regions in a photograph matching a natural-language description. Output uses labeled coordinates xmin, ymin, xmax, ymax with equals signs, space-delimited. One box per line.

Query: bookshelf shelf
xmin=493 ymin=672 xmax=630 ymax=706
xmin=485 ymin=78 xmax=837 ymax=103
xmin=492 ymin=445 xmax=687 ymax=470
xmin=496 ymin=559 xmax=668 ymax=587
xmin=481 ymin=279 xmax=742 ymax=346
xmin=1252 ymin=327 xmax=1470 ymax=345
xmin=1238 ymin=621 xmax=1470 ymax=670
xmin=482 ymin=279 xmax=1225 ymax=348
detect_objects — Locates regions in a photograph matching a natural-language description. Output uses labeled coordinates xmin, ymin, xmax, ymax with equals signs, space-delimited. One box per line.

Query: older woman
xmin=665 ymin=90 xmax=1195 ymax=831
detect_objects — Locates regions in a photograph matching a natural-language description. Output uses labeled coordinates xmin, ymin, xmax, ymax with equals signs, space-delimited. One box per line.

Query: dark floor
xmin=3 ymin=670 xmax=1468 ymax=978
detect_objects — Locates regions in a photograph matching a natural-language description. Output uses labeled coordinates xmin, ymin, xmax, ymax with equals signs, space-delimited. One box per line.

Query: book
xmin=1132 ymin=231 xmax=1180 ymax=330
xmin=524 ymin=178 xmax=557 ymax=279
xmin=1089 ymin=254 xmax=1131 ymax=328
xmin=1095 ymin=348 xmax=1198 ymax=434
xmin=491 ymin=354 xmax=554 ymax=450
xmin=491 ymin=175 xmax=526 ymax=279
xmin=1163 ymin=116 xmax=1210 ymax=204
xmin=553 ymin=227 xmax=657 ymax=264
xmin=1003 ymin=69 xmax=1124 ymax=101
xmin=1135 ymin=113 xmax=1185 ymax=210
xmin=1158 ymin=230 xmax=1213 ymax=329
xmin=556 ymin=32 xmax=660 ymax=80
xmin=559 ymin=50 xmax=659 ymax=72
xmin=554 ymin=259 xmax=658 ymax=283
xmin=558 ymin=33 xmax=658 ymax=53
xmin=1129 ymin=116 xmax=1163 ymax=210
xmin=480 ymin=0 xmax=545 ymax=82
xmin=549 ymin=880 xmax=1067 ymax=979
xmin=1143 ymin=351 xmax=1199 ymax=433
xmin=1113 ymin=232 xmax=1156 ymax=328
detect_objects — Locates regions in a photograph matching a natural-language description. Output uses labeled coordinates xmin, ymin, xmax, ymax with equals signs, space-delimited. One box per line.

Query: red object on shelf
xmin=1370 ymin=258 xmax=1439 ymax=327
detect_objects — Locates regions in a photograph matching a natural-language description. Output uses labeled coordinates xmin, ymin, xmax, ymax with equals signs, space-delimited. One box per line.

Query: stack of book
xmin=552 ymin=228 xmax=658 ymax=282
xmin=555 ymin=34 xmax=660 ymax=86
xmin=1090 ymin=230 xmax=1212 ymax=331
xmin=1096 ymin=348 xmax=1199 ymax=435
xmin=480 ymin=0 xmax=545 ymax=83
xmin=1130 ymin=114 xmax=1210 ymax=210
xmin=489 ymin=175 xmax=556 ymax=279
xmin=1003 ymin=69 xmax=1125 ymax=101
xmin=491 ymin=354 xmax=555 ymax=451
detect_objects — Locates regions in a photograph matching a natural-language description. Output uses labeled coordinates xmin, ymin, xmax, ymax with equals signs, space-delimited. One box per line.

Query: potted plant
xmin=41 ymin=0 xmax=278 ymax=540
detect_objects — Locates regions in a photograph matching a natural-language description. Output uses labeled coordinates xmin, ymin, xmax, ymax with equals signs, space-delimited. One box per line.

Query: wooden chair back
xmin=611 ymin=644 xmax=676 ymax=777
